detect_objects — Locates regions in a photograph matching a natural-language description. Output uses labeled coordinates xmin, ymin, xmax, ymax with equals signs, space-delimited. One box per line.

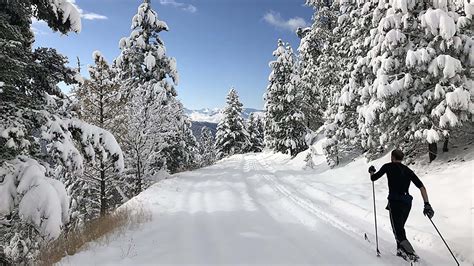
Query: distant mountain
xmin=185 ymin=108 xmax=264 ymax=140
xmin=184 ymin=108 xmax=223 ymax=123
xmin=184 ymin=108 xmax=263 ymax=124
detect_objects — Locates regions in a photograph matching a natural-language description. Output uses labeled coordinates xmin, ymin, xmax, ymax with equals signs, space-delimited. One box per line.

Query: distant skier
xmin=368 ymin=149 xmax=435 ymax=261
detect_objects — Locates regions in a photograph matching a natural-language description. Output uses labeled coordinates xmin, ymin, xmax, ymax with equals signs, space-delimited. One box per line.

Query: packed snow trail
xmin=62 ymin=153 xmax=461 ymax=265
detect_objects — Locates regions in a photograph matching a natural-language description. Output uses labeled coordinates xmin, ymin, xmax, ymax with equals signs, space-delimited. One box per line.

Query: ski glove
xmin=423 ymin=203 xmax=434 ymax=219
xmin=368 ymin=166 xmax=376 ymax=174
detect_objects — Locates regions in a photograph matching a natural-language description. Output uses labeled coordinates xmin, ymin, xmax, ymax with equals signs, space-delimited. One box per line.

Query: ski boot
xmin=397 ymin=240 xmax=420 ymax=262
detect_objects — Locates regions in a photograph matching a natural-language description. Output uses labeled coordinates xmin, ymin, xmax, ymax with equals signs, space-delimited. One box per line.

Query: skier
xmin=368 ymin=149 xmax=435 ymax=261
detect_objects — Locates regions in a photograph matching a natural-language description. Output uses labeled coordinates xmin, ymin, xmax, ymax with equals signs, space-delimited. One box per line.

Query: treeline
xmin=0 ymin=0 xmax=220 ymax=263
xmin=0 ymin=0 xmax=267 ymax=262
xmin=263 ymin=0 xmax=473 ymax=166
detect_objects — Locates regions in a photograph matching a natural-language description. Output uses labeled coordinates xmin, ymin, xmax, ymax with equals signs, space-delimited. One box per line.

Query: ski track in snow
xmin=62 ymin=154 xmax=461 ymax=265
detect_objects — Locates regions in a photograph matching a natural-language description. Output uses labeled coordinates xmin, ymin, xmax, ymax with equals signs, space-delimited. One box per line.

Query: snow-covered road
xmin=62 ymin=153 xmax=464 ymax=265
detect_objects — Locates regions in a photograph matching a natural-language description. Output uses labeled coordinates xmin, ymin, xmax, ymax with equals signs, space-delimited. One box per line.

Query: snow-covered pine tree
xmin=200 ymin=126 xmax=216 ymax=166
xmin=0 ymin=0 xmax=81 ymax=99
xmin=297 ymin=27 xmax=324 ymax=131
xmin=0 ymin=0 xmax=81 ymax=164
xmin=264 ymin=40 xmax=307 ymax=157
xmin=319 ymin=0 xmax=374 ymax=167
xmin=298 ymin=0 xmax=340 ymax=134
xmin=353 ymin=0 xmax=474 ymax=161
xmin=336 ymin=0 xmax=380 ymax=158
xmin=116 ymin=0 xmax=179 ymax=193
xmin=304 ymin=151 xmax=316 ymax=169
xmin=285 ymin=64 xmax=309 ymax=157
xmin=215 ymin=88 xmax=250 ymax=159
xmin=404 ymin=0 xmax=474 ymax=161
xmin=264 ymin=40 xmax=291 ymax=151
xmin=156 ymin=98 xmax=200 ymax=173
xmin=301 ymin=0 xmax=364 ymax=166
xmin=180 ymin=115 xmax=201 ymax=170
xmin=354 ymin=0 xmax=422 ymax=160
xmin=73 ymin=51 xmax=129 ymax=217
xmin=246 ymin=113 xmax=264 ymax=152
xmin=0 ymin=1 xmax=124 ymax=262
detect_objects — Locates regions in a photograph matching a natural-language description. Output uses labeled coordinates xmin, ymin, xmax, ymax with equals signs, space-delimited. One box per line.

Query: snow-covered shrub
xmin=0 ymin=104 xmax=124 ymax=262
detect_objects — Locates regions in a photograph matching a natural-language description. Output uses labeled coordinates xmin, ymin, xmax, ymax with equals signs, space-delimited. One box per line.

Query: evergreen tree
xmin=215 ymin=88 xmax=250 ymax=159
xmin=180 ymin=115 xmax=201 ymax=170
xmin=304 ymin=152 xmax=315 ymax=169
xmin=404 ymin=0 xmax=473 ymax=160
xmin=264 ymin=40 xmax=307 ymax=157
xmin=246 ymin=113 xmax=264 ymax=152
xmin=199 ymin=126 xmax=216 ymax=167
xmin=116 ymin=0 xmax=179 ymax=193
xmin=73 ymin=51 xmax=129 ymax=217
xmin=297 ymin=27 xmax=323 ymax=131
xmin=299 ymin=0 xmax=340 ymax=133
xmin=353 ymin=0 xmax=416 ymax=159
xmin=0 ymin=1 xmax=122 ymax=263
xmin=354 ymin=0 xmax=473 ymax=160
xmin=0 ymin=0 xmax=81 ymax=99
xmin=156 ymin=99 xmax=200 ymax=173
xmin=318 ymin=0 xmax=370 ymax=166
xmin=336 ymin=0 xmax=379 ymax=159
xmin=297 ymin=0 xmax=472 ymax=166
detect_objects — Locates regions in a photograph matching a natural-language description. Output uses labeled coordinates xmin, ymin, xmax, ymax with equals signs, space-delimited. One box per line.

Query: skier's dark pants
xmin=387 ymin=200 xmax=411 ymax=248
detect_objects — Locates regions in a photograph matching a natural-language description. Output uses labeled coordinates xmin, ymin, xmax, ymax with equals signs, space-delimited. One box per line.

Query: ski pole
xmin=429 ymin=217 xmax=459 ymax=266
xmin=372 ymin=181 xmax=381 ymax=257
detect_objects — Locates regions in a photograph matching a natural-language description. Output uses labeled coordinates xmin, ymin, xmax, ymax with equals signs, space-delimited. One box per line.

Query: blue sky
xmin=33 ymin=0 xmax=313 ymax=110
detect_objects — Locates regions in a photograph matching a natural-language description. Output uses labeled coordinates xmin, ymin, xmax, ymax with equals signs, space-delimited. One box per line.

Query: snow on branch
xmin=47 ymin=0 xmax=82 ymax=32
xmin=41 ymin=117 xmax=125 ymax=174
xmin=427 ymin=55 xmax=462 ymax=79
xmin=420 ymin=9 xmax=456 ymax=40
xmin=0 ymin=157 xmax=69 ymax=239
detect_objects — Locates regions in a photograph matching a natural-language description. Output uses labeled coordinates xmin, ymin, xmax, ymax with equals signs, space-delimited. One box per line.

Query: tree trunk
xmin=99 ymin=87 xmax=106 ymax=216
xmin=443 ymin=137 xmax=449 ymax=152
xmin=428 ymin=142 xmax=438 ymax=163
xmin=100 ymin=163 xmax=106 ymax=216
xmin=136 ymin=154 xmax=142 ymax=195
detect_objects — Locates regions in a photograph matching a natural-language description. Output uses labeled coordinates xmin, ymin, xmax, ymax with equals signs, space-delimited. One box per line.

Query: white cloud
xmin=31 ymin=18 xmax=49 ymax=35
xmin=81 ymin=12 xmax=107 ymax=20
xmin=159 ymin=0 xmax=197 ymax=13
xmin=69 ymin=0 xmax=108 ymax=20
xmin=263 ymin=11 xmax=309 ymax=32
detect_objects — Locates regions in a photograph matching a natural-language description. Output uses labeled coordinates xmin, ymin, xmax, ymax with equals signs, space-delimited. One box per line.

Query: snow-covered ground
xmin=61 ymin=143 xmax=473 ymax=265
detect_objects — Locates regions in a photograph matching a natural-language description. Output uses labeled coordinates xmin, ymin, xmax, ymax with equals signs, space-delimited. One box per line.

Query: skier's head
xmin=391 ymin=149 xmax=404 ymax=162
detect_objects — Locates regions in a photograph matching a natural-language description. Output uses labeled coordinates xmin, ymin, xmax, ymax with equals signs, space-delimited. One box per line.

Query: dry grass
xmin=38 ymin=206 xmax=151 ymax=265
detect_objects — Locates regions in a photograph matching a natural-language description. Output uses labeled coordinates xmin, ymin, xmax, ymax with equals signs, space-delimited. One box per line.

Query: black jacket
xmin=371 ymin=162 xmax=424 ymax=203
